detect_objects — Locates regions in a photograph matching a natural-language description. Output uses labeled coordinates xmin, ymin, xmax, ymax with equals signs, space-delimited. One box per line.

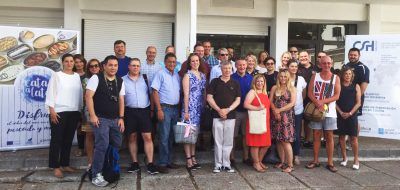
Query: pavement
xmin=0 ymin=136 xmax=400 ymax=189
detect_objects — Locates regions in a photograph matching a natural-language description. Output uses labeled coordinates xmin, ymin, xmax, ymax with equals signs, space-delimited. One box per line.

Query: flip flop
xmin=325 ymin=164 xmax=338 ymax=173
xmin=305 ymin=162 xmax=321 ymax=169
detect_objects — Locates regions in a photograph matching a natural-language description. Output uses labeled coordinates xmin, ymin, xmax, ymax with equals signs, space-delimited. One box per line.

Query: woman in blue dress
xmin=182 ymin=53 xmax=207 ymax=170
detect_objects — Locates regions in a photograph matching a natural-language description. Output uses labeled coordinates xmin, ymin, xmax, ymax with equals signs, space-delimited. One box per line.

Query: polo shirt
xmin=122 ymin=74 xmax=150 ymax=108
xmin=151 ymin=68 xmax=181 ymax=105
xmin=116 ymin=56 xmax=131 ymax=77
xmin=207 ymin=77 xmax=241 ymax=119
xmin=231 ymin=72 xmax=253 ymax=112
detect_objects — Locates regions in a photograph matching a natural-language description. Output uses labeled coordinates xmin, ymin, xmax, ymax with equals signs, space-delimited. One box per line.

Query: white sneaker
xmin=224 ymin=166 xmax=235 ymax=173
xmin=92 ymin=173 xmax=108 ymax=187
xmin=352 ymin=164 xmax=360 ymax=170
xmin=213 ymin=166 xmax=222 ymax=173
xmin=340 ymin=159 xmax=348 ymax=167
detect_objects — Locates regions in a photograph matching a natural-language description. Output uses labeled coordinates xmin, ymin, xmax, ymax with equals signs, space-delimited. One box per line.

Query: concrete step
xmin=0 ymin=136 xmax=399 ymax=171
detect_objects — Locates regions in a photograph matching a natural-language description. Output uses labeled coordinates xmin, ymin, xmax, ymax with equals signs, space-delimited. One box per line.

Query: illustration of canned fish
xmin=0 ymin=64 xmax=24 ymax=82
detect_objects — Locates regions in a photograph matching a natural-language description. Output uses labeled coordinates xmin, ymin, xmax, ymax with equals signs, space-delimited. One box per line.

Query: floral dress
xmin=181 ymin=71 xmax=206 ymax=126
xmin=272 ymin=89 xmax=295 ymax=142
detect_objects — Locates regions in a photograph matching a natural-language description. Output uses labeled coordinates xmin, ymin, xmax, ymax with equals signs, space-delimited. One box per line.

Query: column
xmin=368 ymin=3 xmax=381 ymax=34
xmin=270 ymin=0 xmax=289 ymax=65
xmin=64 ymin=0 xmax=82 ymax=53
xmin=175 ymin=0 xmax=197 ymax=62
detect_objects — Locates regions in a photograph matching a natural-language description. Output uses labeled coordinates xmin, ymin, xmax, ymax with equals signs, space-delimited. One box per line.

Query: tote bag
xmin=248 ymin=93 xmax=267 ymax=134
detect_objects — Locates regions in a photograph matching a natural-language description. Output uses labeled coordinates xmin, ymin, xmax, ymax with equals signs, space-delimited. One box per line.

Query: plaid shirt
xmin=204 ymin=55 xmax=219 ymax=67
xmin=140 ymin=61 xmax=162 ymax=85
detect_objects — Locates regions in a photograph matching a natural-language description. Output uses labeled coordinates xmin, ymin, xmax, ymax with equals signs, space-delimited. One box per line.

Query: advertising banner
xmin=345 ymin=35 xmax=400 ymax=140
xmin=0 ymin=26 xmax=80 ymax=150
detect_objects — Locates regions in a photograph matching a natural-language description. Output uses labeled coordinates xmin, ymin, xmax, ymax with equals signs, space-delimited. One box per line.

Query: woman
xmin=73 ymin=54 xmax=87 ymax=157
xmin=182 ymin=53 xmax=207 ymax=170
xmin=280 ymin=52 xmax=291 ymax=69
xmin=246 ymin=54 xmax=261 ymax=75
xmin=257 ymin=51 xmax=269 ymax=73
xmin=264 ymin=57 xmax=278 ymax=94
xmin=269 ymin=69 xmax=296 ymax=173
xmin=335 ymin=67 xmax=361 ymax=170
xmin=45 ymin=54 xmax=83 ymax=178
xmin=244 ymin=74 xmax=271 ymax=172
xmin=81 ymin=59 xmax=102 ymax=170
xmin=287 ymin=60 xmax=307 ymax=165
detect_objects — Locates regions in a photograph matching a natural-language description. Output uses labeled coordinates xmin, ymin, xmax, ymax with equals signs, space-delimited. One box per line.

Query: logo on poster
xmin=378 ymin=128 xmax=385 ymax=135
xmin=24 ymin=74 xmax=50 ymax=102
xmin=352 ymin=40 xmax=376 ymax=51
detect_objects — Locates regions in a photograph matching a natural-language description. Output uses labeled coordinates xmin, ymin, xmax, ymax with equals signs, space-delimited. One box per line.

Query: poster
xmin=345 ymin=35 xmax=400 ymax=140
xmin=0 ymin=26 xmax=80 ymax=150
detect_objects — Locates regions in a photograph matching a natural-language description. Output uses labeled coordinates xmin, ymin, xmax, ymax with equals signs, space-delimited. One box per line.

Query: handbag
xmin=173 ymin=120 xmax=198 ymax=144
xmin=304 ymin=75 xmax=334 ymax=122
xmin=248 ymin=93 xmax=267 ymax=134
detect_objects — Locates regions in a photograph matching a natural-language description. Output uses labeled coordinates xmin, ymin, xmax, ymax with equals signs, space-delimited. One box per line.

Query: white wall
xmin=380 ymin=5 xmax=400 ymax=34
xmin=197 ymin=0 xmax=274 ymax=18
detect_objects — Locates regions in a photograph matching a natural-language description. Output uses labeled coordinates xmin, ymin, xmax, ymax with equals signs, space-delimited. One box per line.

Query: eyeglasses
xmin=289 ymin=51 xmax=298 ymax=53
xmin=265 ymin=62 xmax=275 ymax=66
xmin=220 ymin=54 xmax=229 ymax=56
xmin=89 ymin=64 xmax=99 ymax=68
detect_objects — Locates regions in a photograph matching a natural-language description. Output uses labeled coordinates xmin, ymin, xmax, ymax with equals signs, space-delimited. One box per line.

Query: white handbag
xmin=248 ymin=93 xmax=267 ymax=134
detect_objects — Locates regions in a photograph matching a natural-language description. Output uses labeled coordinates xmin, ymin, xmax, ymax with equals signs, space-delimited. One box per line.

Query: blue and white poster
xmin=345 ymin=35 xmax=400 ymax=140
xmin=0 ymin=26 xmax=80 ymax=150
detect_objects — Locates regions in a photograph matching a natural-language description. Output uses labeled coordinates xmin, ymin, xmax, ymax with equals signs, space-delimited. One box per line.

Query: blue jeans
xmin=92 ymin=117 xmax=122 ymax=177
xmin=158 ymin=106 xmax=179 ymax=166
xmin=293 ymin=114 xmax=303 ymax=156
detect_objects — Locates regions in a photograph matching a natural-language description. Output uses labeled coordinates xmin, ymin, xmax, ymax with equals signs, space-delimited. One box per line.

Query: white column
xmin=368 ymin=4 xmax=381 ymax=34
xmin=175 ymin=0 xmax=197 ymax=62
xmin=270 ymin=0 xmax=289 ymax=65
xmin=63 ymin=0 xmax=81 ymax=31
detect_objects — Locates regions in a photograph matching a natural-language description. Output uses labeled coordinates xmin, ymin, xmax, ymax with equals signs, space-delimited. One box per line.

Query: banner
xmin=345 ymin=35 xmax=400 ymax=140
xmin=0 ymin=26 xmax=80 ymax=150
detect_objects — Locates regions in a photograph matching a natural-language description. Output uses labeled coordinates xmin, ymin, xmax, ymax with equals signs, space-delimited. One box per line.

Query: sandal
xmin=186 ymin=157 xmax=196 ymax=171
xmin=260 ymin=162 xmax=268 ymax=170
xmin=282 ymin=166 xmax=293 ymax=173
xmin=305 ymin=162 xmax=321 ymax=169
xmin=253 ymin=162 xmax=266 ymax=173
xmin=191 ymin=155 xmax=201 ymax=169
xmin=274 ymin=162 xmax=284 ymax=169
xmin=325 ymin=164 xmax=338 ymax=173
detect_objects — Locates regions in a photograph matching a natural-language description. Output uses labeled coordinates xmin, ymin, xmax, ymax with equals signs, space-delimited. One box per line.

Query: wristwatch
xmin=119 ymin=116 xmax=124 ymax=119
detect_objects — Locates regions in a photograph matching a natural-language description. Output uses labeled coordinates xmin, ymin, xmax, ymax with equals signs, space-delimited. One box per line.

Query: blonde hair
xmin=280 ymin=51 xmax=291 ymax=68
xmin=275 ymin=69 xmax=294 ymax=96
xmin=246 ymin=54 xmax=258 ymax=67
xmin=251 ymin=74 xmax=267 ymax=94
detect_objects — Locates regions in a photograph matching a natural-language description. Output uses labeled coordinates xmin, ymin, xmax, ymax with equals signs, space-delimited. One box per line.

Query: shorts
xmin=124 ymin=107 xmax=152 ymax=135
xmin=308 ymin=117 xmax=337 ymax=131
xmin=234 ymin=111 xmax=248 ymax=137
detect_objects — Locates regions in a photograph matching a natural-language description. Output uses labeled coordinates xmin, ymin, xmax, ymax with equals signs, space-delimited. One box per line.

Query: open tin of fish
xmin=7 ymin=44 xmax=33 ymax=61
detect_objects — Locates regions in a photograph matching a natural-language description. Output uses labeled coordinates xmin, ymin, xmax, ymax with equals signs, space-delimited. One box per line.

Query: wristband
xmin=119 ymin=116 xmax=124 ymax=119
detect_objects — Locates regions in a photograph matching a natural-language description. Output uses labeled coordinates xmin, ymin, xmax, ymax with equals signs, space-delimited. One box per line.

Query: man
xmin=306 ymin=56 xmax=341 ymax=173
xmin=227 ymin=47 xmax=236 ymax=62
xmin=297 ymin=50 xmax=315 ymax=148
xmin=203 ymin=41 xmax=219 ymax=67
xmin=141 ymin=46 xmax=162 ymax=85
xmin=122 ymin=58 xmax=158 ymax=175
xmin=86 ymin=55 xmax=126 ymax=187
xmin=207 ymin=60 xmax=241 ymax=173
xmin=160 ymin=45 xmax=182 ymax=73
xmin=289 ymin=46 xmax=299 ymax=60
xmin=209 ymin=48 xmax=237 ymax=82
xmin=344 ymin=48 xmax=369 ymax=116
xmin=114 ymin=40 xmax=131 ymax=77
xmin=231 ymin=58 xmax=253 ymax=165
xmin=151 ymin=53 xmax=181 ymax=173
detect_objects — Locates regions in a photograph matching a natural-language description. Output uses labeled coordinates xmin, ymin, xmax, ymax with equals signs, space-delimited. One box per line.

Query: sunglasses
xmin=89 ymin=64 xmax=99 ymax=68
xmin=265 ymin=62 xmax=275 ymax=66
xmin=220 ymin=54 xmax=229 ymax=56
xmin=290 ymin=51 xmax=298 ymax=53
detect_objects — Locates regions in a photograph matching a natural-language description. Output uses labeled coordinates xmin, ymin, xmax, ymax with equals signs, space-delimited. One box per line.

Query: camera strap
xmin=103 ymin=74 xmax=118 ymax=102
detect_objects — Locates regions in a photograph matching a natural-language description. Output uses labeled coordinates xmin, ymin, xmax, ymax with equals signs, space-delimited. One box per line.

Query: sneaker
xmin=224 ymin=166 xmax=235 ymax=173
xmin=147 ymin=163 xmax=159 ymax=175
xmin=167 ymin=163 xmax=180 ymax=169
xmin=212 ymin=166 xmax=222 ymax=173
xmin=303 ymin=141 xmax=313 ymax=148
xmin=127 ymin=162 xmax=140 ymax=173
xmin=91 ymin=173 xmax=108 ymax=187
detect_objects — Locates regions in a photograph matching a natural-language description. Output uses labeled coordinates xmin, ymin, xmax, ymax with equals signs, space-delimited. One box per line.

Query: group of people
xmin=44 ymin=39 xmax=369 ymax=187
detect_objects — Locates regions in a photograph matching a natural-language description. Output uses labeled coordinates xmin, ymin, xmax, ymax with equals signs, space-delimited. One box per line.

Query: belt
xmin=160 ymin=103 xmax=178 ymax=108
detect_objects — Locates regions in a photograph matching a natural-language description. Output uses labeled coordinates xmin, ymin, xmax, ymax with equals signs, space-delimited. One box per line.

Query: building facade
xmin=1 ymin=0 xmax=399 ymax=64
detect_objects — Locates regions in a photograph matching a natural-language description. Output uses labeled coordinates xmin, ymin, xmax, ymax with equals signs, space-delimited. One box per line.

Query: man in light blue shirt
xmin=210 ymin=48 xmax=237 ymax=83
xmin=159 ymin=45 xmax=182 ymax=73
xmin=122 ymin=58 xmax=158 ymax=175
xmin=151 ymin=53 xmax=181 ymax=173
xmin=141 ymin=46 xmax=162 ymax=85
